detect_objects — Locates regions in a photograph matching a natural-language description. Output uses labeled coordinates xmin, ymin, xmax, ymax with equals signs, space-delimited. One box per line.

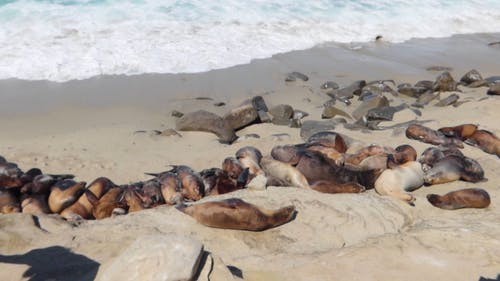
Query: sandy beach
xmin=1 ymin=33 xmax=500 ymax=280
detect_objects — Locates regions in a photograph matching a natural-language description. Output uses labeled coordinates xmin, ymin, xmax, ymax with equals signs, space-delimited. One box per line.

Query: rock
xmin=321 ymin=81 xmax=340 ymax=90
xmin=171 ymin=110 xmax=184 ymax=118
xmin=300 ymin=119 xmax=346 ymax=140
xmin=330 ymin=80 xmax=366 ymax=100
xmin=397 ymin=85 xmax=428 ymax=98
xmin=271 ymin=133 xmax=291 ymax=141
xmin=198 ymin=253 xmax=236 ymax=281
xmin=269 ymin=104 xmax=294 ymax=126
xmin=468 ymin=80 xmax=490 ymax=88
xmin=290 ymin=110 xmax=309 ymax=128
xmin=251 ymin=96 xmax=269 ymax=112
xmin=460 ymin=69 xmax=483 ymax=85
xmin=487 ymin=83 xmax=500 ymax=95
xmin=257 ymin=110 xmax=272 ymax=123
xmin=176 ymin=110 xmax=237 ymax=144
xmin=99 ymin=234 xmax=203 ymax=281
xmin=161 ymin=129 xmax=182 ymax=137
xmin=426 ymin=66 xmax=453 ymax=72
xmin=485 ymin=76 xmax=500 ymax=84
xmin=434 ymin=71 xmax=458 ymax=92
xmin=321 ymin=105 xmax=352 ymax=119
xmin=365 ymin=81 xmax=398 ymax=96
xmin=435 ymin=94 xmax=459 ymax=106
xmin=414 ymin=80 xmax=434 ymax=90
xmin=285 ymin=72 xmax=309 ymax=82
xmin=488 ymin=41 xmax=500 ymax=46
xmin=366 ymin=104 xmax=408 ymax=121
xmin=352 ymin=95 xmax=390 ymax=120
xmin=412 ymin=92 xmax=439 ymax=108
xmin=223 ymin=104 xmax=259 ymax=130
xmin=213 ymin=102 xmax=226 ymax=107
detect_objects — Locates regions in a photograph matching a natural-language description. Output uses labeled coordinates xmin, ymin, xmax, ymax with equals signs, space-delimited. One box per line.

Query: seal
xmin=344 ymin=145 xmax=391 ymax=166
xmin=260 ymin=156 xmax=310 ymax=189
xmin=20 ymin=173 xmax=75 ymax=195
xmin=0 ymin=160 xmax=23 ymax=188
xmin=123 ymin=185 xmax=145 ymax=213
xmin=406 ymin=124 xmax=463 ymax=148
xmin=427 ymin=188 xmax=490 ymax=210
xmin=388 ymin=145 xmax=417 ymax=167
xmin=270 ymin=145 xmax=304 ymax=165
xmin=304 ymin=142 xmax=344 ymax=165
xmin=140 ymin=180 xmax=164 ymax=207
xmin=48 ymin=179 xmax=86 ymax=214
xmin=235 ymin=146 xmax=264 ymax=177
xmin=295 ymin=150 xmax=382 ymax=189
xmin=176 ymin=198 xmax=296 ymax=231
xmin=423 ymin=155 xmax=484 ymax=185
xmin=200 ymin=168 xmax=247 ymax=196
xmin=158 ymin=172 xmax=183 ymax=205
xmin=374 ymin=161 xmax=424 ymax=204
xmin=60 ymin=177 xmax=115 ymax=220
xmin=222 ymin=157 xmax=245 ymax=180
xmin=158 ymin=165 xmax=205 ymax=201
xmin=418 ymin=146 xmax=464 ymax=169
xmin=0 ymin=187 xmax=21 ymax=214
xmin=310 ymin=180 xmax=365 ymax=194
xmin=21 ymin=194 xmax=50 ymax=214
xmin=438 ymin=124 xmax=478 ymax=140
xmin=86 ymin=187 xmax=127 ymax=219
xmin=464 ymin=129 xmax=500 ymax=157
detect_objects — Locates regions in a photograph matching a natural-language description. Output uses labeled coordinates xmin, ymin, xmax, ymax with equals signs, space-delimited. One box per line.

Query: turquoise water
xmin=1 ymin=0 xmax=500 ymax=81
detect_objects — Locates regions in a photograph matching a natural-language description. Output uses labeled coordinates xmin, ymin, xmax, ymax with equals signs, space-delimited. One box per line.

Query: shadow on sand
xmin=0 ymin=246 xmax=99 ymax=281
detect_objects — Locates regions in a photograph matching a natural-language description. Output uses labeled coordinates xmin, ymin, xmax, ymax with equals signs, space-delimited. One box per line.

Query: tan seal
xmin=427 ymin=188 xmax=490 ymax=210
xmin=21 ymin=194 xmax=50 ymax=214
xmin=0 ymin=187 xmax=21 ymax=214
xmin=60 ymin=177 xmax=115 ymax=220
xmin=176 ymin=198 xmax=296 ymax=231
xmin=310 ymin=180 xmax=365 ymax=194
xmin=374 ymin=161 xmax=424 ymax=204
xmin=464 ymin=129 xmax=500 ymax=157
xmin=438 ymin=124 xmax=478 ymax=140
xmin=86 ymin=186 xmax=126 ymax=219
xmin=48 ymin=179 xmax=86 ymax=214
xmin=406 ymin=124 xmax=463 ymax=148
xmin=260 ymin=156 xmax=310 ymax=189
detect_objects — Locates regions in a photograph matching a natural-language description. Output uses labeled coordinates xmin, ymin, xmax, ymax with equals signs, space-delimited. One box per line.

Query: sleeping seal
xmin=374 ymin=161 xmax=424 ymax=204
xmin=427 ymin=188 xmax=490 ymax=210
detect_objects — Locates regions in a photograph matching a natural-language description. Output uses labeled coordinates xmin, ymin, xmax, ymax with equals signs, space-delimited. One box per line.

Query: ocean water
xmin=1 ymin=0 xmax=499 ymax=82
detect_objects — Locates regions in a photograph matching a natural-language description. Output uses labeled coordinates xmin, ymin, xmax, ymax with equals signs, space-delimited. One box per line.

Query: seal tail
xmin=426 ymin=194 xmax=442 ymax=207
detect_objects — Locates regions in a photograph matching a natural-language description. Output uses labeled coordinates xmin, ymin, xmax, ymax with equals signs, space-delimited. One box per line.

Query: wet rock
xmin=321 ymin=105 xmax=352 ymax=119
xmin=487 ymin=83 xmax=500 ymax=95
xmin=321 ymin=81 xmax=340 ymax=90
xmin=434 ymin=71 xmax=458 ymax=92
xmin=300 ymin=119 xmax=346 ymax=140
xmin=460 ymin=69 xmax=483 ymax=85
xmin=435 ymin=94 xmax=459 ymax=106
xmin=161 ymin=129 xmax=182 ymax=137
xmin=352 ymin=95 xmax=390 ymax=120
xmin=100 ymin=234 xmax=203 ymax=281
xmin=285 ymin=72 xmax=309 ymax=82
xmin=213 ymin=102 xmax=226 ymax=107
xmin=176 ymin=110 xmax=237 ymax=144
xmin=223 ymin=104 xmax=258 ymax=130
xmin=171 ymin=110 xmax=184 ymax=118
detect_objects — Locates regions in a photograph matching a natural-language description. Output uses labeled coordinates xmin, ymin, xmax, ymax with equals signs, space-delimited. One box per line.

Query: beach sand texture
xmin=1 ymin=34 xmax=500 ymax=280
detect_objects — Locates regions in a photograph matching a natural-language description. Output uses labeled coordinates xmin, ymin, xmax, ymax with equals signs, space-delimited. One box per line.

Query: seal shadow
xmin=0 ymin=246 xmax=99 ymax=281
xmin=479 ymin=274 xmax=500 ymax=281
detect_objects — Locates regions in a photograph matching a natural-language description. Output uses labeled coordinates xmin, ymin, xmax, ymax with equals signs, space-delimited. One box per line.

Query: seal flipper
xmin=335 ymin=135 xmax=348 ymax=153
xmin=426 ymin=194 xmax=443 ymax=207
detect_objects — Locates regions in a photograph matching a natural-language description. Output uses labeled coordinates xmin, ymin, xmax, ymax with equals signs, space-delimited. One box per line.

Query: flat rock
xmin=223 ymin=104 xmax=259 ymax=130
xmin=321 ymin=105 xmax=352 ymax=119
xmin=176 ymin=110 xmax=237 ymax=144
xmin=99 ymin=234 xmax=203 ymax=281
xmin=487 ymin=83 xmax=500 ymax=95
xmin=460 ymin=69 xmax=483 ymax=85
xmin=398 ymin=85 xmax=428 ymax=98
xmin=414 ymin=80 xmax=434 ymax=90
xmin=468 ymin=80 xmax=490 ymax=88
xmin=269 ymin=104 xmax=294 ymax=120
xmin=426 ymin=66 xmax=453 ymax=72
xmin=435 ymin=93 xmax=459 ymax=106
xmin=300 ymin=119 xmax=346 ymax=140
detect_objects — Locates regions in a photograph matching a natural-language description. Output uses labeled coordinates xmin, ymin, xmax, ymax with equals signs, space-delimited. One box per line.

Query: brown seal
xmin=270 ymin=145 xmax=304 ymax=165
xmin=295 ymin=150 xmax=382 ymax=189
xmin=419 ymin=146 xmax=464 ymax=169
xmin=344 ymin=145 xmax=391 ymax=166
xmin=123 ymin=186 xmax=146 ymax=213
xmin=388 ymin=145 xmax=417 ymax=167
xmin=374 ymin=161 xmax=424 ymax=204
xmin=427 ymin=188 xmax=490 ymax=210
xmin=424 ymin=155 xmax=484 ymax=185
xmin=60 ymin=177 xmax=115 ymax=220
xmin=304 ymin=143 xmax=344 ymax=165
xmin=200 ymin=168 xmax=247 ymax=196
xmin=438 ymin=124 xmax=478 ymax=140
xmin=0 ymin=160 xmax=23 ymax=188
xmin=464 ymin=129 xmax=500 ymax=157
xmin=86 ymin=187 xmax=126 ymax=219
xmin=310 ymin=180 xmax=365 ymax=194
xmin=21 ymin=194 xmax=50 ymax=214
xmin=222 ymin=157 xmax=245 ymax=180
xmin=0 ymin=187 xmax=21 ymax=214
xmin=48 ymin=179 xmax=86 ymax=214
xmin=406 ymin=124 xmax=463 ymax=148
xmin=260 ymin=156 xmax=310 ymax=189
xmin=140 ymin=180 xmax=164 ymax=208
xmin=176 ymin=198 xmax=296 ymax=231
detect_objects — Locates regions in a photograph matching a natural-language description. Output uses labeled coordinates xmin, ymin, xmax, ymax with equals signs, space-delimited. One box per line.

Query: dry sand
xmin=1 ymin=33 xmax=500 ymax=280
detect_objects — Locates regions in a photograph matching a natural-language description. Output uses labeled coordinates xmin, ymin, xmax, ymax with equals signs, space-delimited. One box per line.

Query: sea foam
xmin=0 ymin=0 xmax=499 ymax=81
